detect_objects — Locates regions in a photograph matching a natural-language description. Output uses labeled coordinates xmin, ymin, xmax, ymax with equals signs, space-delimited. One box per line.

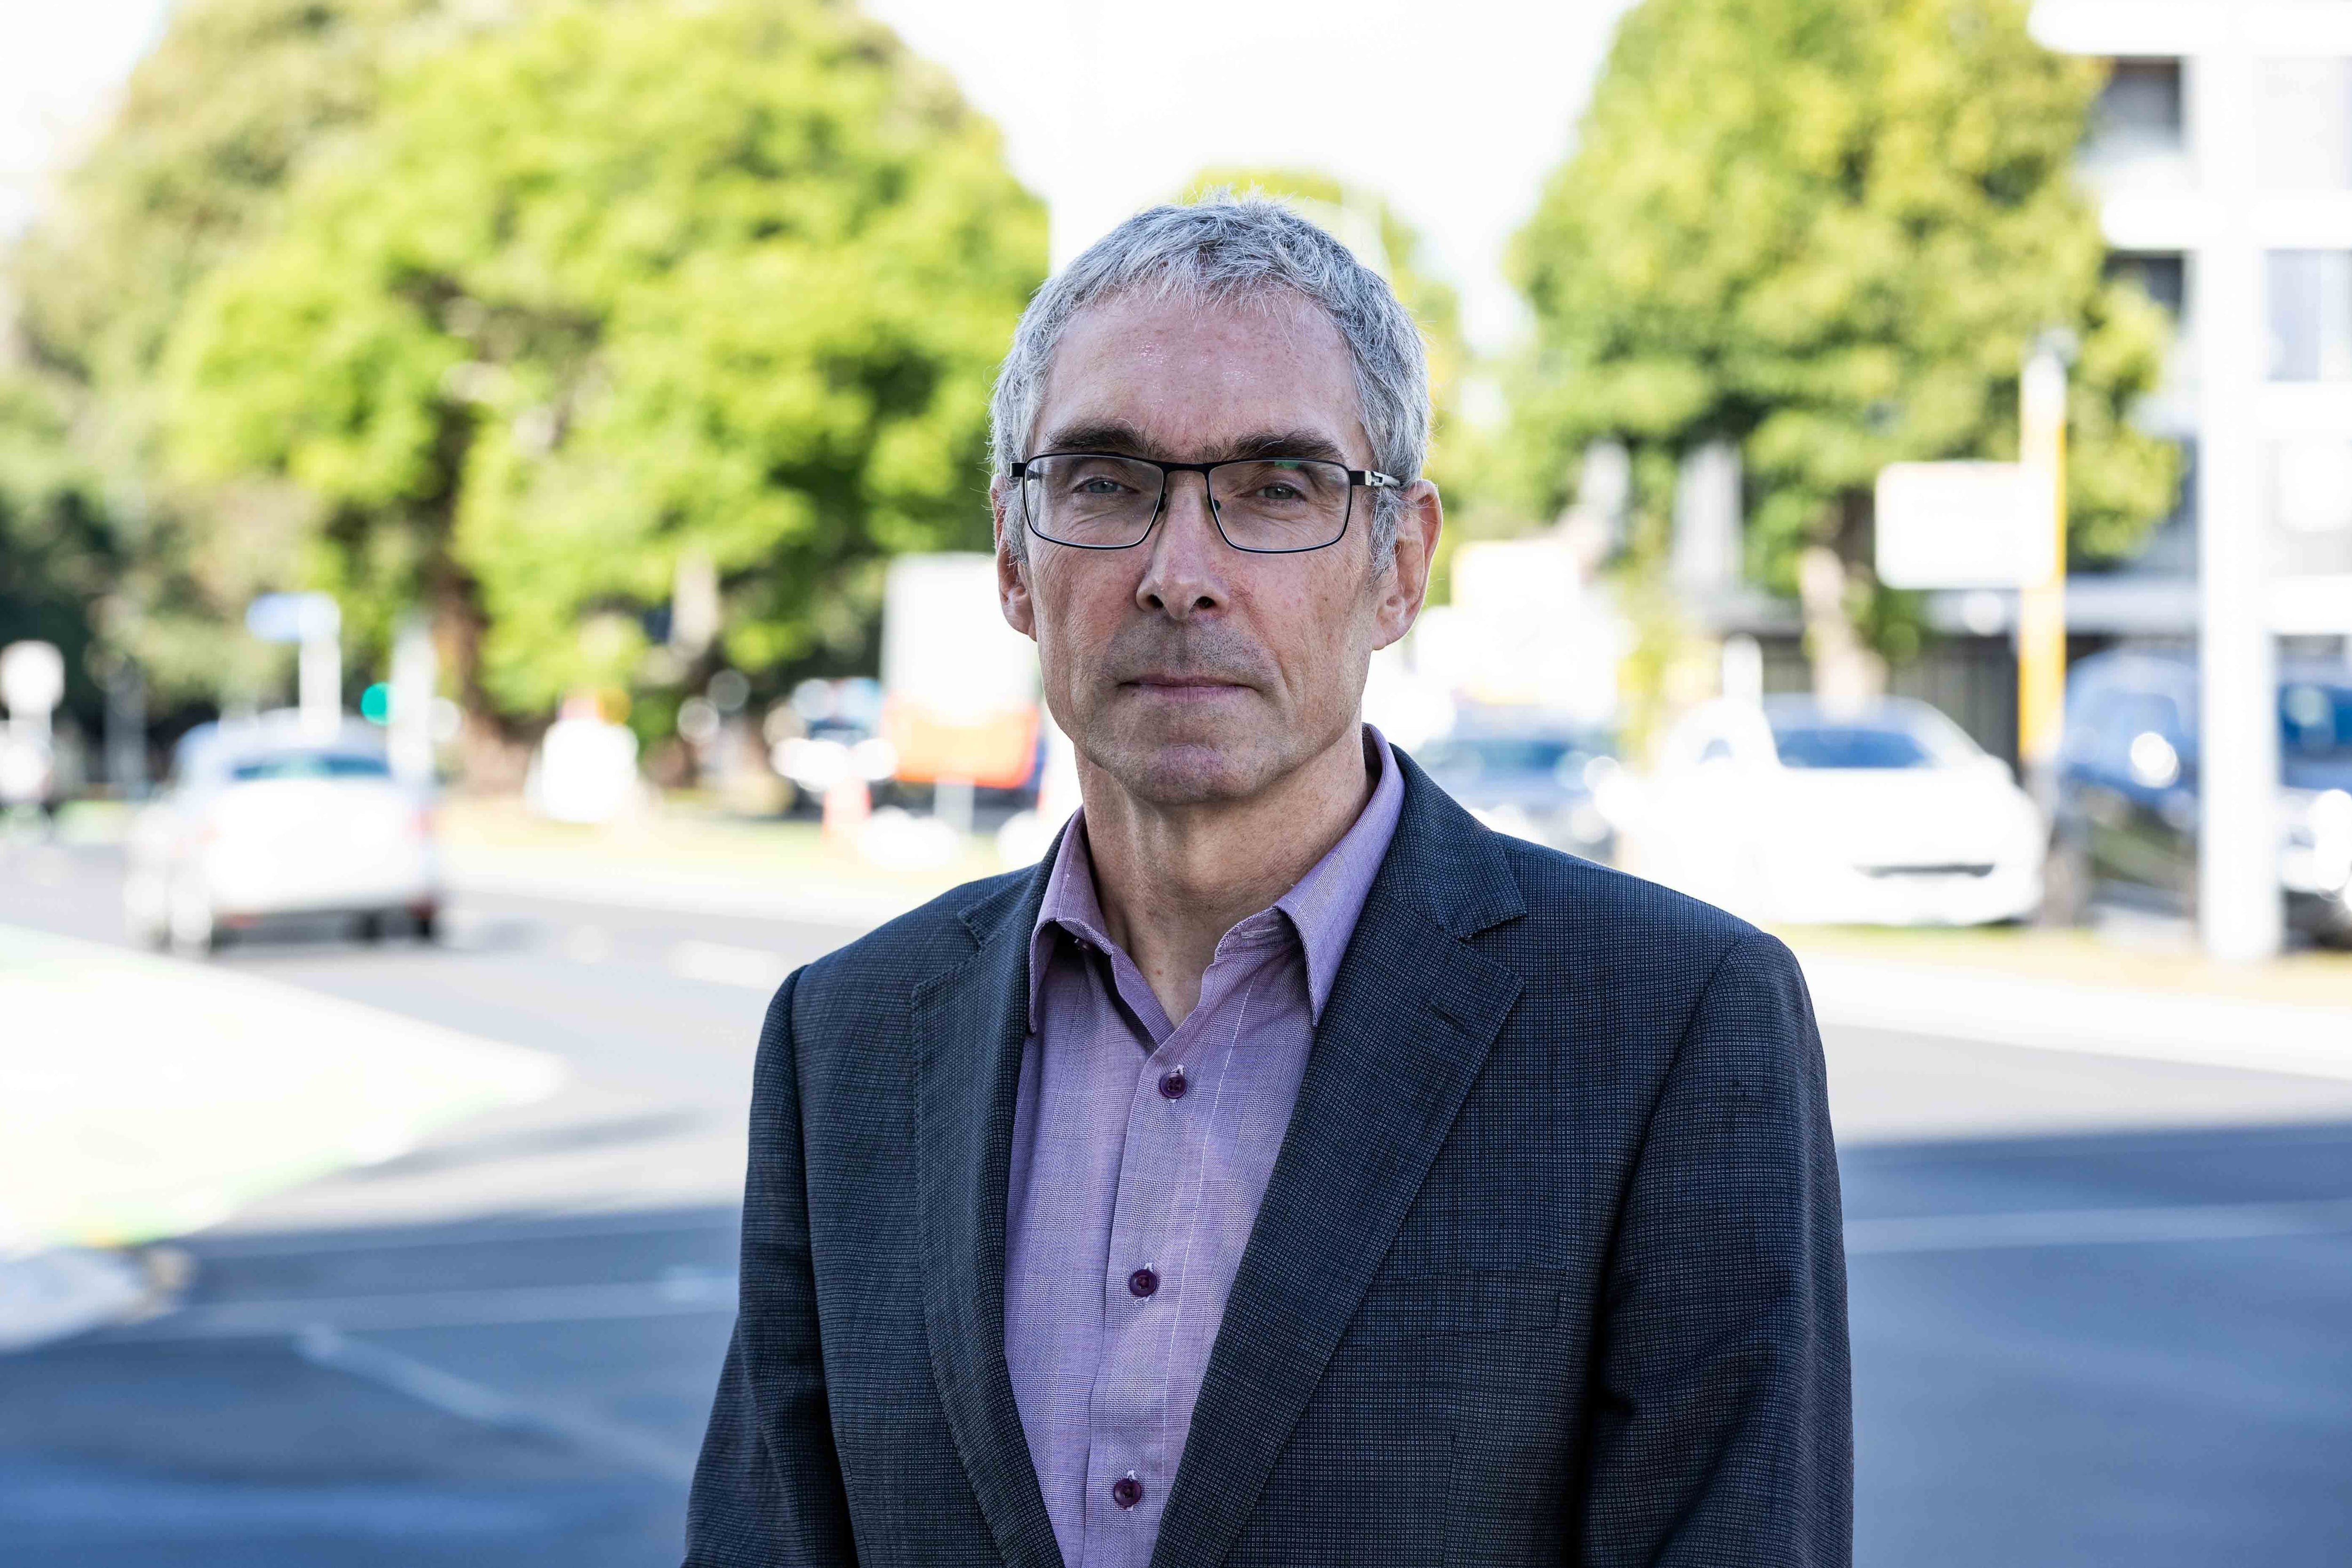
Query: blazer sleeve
xmin=684 ymin=970 xmax=859 ymax=1566
xmin=1574 ymin=930 xmax=1852 ymax=1567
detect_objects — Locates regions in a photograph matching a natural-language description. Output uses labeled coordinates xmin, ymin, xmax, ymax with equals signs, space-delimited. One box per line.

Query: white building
xmin=2033 ymin=0 xmax=2352 ymax=954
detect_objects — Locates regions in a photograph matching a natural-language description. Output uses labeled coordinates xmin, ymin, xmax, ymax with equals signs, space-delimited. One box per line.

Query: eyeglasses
xmin=1010 ymin=452 xmax=1401 ymax=554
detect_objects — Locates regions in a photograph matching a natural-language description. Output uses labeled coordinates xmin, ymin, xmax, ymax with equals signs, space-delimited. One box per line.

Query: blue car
xmin=2048 ymin=649 xmax=2352 ymax=943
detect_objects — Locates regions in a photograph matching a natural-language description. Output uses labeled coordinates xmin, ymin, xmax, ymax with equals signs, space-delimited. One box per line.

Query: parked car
xmin=125 ymin=713 xmax=440 ymax=955
xmin=2048 ymin=649 xmax=2352 ymax=943
xmin=1413 ymin=720 xmax=1620 ymax=862
xmin=1644 ymin=695 xmax=2044 ymax=926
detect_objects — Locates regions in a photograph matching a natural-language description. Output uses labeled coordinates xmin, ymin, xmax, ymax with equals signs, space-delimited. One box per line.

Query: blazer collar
xmin=915 ymin=758 xmax=1525 ymax=1568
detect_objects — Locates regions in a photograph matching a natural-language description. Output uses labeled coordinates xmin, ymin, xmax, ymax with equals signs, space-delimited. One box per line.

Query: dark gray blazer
xmin=686 ymin=751 xmax=1851 ymax=1567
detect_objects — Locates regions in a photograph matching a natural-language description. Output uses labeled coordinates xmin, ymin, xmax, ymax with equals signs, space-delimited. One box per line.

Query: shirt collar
xmin=1026 ymin=724 xmax=1405 ymax=1030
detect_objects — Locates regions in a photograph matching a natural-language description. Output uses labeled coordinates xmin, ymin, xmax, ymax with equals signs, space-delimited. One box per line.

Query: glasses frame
xmin=1009 ymin=451 xmax=1403 ymax=554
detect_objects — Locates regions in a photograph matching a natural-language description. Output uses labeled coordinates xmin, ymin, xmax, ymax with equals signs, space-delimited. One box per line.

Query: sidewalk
xmin=441 ymin=802 xmax=2352 ymax=1078
xmin=0 ymin=925 xmax=565 ymax=1350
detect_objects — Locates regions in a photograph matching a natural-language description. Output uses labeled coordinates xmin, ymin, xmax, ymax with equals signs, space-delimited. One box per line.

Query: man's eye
xmin=1075 ymin=478 xmax=1128 ymax=496
xmin=1255 ymin=483 xmax=1303 ymax=502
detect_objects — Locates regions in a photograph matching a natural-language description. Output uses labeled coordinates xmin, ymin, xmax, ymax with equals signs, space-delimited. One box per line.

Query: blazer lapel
xmin=1150 ymin=762 xmax=1527 ymax=1568
xmin=914 ymin=863 xmax=1065 ymax=1568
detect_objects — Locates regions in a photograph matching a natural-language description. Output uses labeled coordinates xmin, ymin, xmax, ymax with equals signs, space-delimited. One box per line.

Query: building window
xmin=2269 ymin=251 xmax=2352 ymax=381
xmin=2106 ymin=253 xmax=2186 ymax=322
xmin=2271 ymin=439 xmax=2352 ymax=576
xmin=2083 ymin=58 xmax=2186 ymax=180
xmin=2257 ymin=58 xmax=2352 ymax=188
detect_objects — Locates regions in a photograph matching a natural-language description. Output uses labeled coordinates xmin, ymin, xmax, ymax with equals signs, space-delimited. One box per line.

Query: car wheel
xmin=167 ymin=883 xmax=219 ymax=958
xmin=413 ymin=907 xmax=440 ymax=944
xmin=357 ymin=911 xmax=388 ymax=943
xmin=125 ymin=901 xmax=170 ymax=952
xmin=2038 ymin=830 xmax=2093 ymax=928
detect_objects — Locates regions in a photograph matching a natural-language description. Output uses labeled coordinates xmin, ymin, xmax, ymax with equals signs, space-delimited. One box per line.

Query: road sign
xmin=244 ymin=592 xmax=341 ymax=644
xmin=0 ymin=641 xmax=64 ymax=717
xmin=1874 ymin=462 xmax=2055 ymax=589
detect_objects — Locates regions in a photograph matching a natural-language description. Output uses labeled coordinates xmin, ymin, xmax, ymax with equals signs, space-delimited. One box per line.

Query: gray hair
xmin=989 ymin=193 xmax=1430 ymax=565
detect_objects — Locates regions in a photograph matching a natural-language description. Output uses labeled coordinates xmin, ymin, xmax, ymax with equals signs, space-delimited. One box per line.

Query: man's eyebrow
xmin=1032 ymin=425 xmax=1354 ymax=466
xmin=1034 ymin=422 xmax=1160 ymax=458
xmin=1205 ymin=430 xmax=1351 ymax=466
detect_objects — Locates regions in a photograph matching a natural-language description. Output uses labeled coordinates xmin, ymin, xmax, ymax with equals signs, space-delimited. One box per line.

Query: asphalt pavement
xmin=3 ymin=836 xmax=2349 ymax=1566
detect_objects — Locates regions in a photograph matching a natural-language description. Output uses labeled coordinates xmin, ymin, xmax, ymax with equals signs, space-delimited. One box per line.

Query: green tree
xmin=6 ymin=0 xmax=462 ymax=713
xmin=1509 ymin=0 xmax=2177 ymax=699
xmin=0 ymin=375 xmax=117 ymax=734
xmin=163 ymin=0 xmax=1044 ymax=777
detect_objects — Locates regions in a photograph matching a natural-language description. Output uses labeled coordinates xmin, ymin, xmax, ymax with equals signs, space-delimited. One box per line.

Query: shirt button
xmin=1128 ymin=1266 xmax=1159 ymax=1299
xmin=1112 ymin=1473 xmax=1143 ymax=1509
xmin=1158 ymin=1067 xmax=1187 ymax=1100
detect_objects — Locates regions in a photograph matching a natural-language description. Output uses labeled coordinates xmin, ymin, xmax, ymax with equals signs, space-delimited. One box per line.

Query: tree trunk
xmin=428 ymin=564 xmax=532 ymax=793
xmin=1799 ymin=488 xmax=1888 ymax=714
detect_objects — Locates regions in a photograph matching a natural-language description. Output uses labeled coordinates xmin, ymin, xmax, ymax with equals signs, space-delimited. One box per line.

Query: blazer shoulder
xmin=795 ymin=865 xmax=1033 ymax=1007
xmin=1477 ymin=833 xmax=1779 ymax=1004
xmin=1498 ymin=833 xmax=1760 ymax=947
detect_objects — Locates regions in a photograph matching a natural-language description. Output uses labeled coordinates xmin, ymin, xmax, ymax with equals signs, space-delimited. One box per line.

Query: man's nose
xmin=1135 ymin=471 xmax=1229 ymax=619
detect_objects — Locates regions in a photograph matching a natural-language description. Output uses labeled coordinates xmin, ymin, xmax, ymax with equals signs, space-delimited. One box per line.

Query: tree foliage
xmin=5 ymin=0 xmax=460 ymax=709
xmin=164 ymin=0 xmax=1044 ymax=736
xmin=1509 ymin=0 xmax=2177 ymax=659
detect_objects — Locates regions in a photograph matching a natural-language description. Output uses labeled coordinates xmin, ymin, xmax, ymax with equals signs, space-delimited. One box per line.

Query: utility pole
xmin=388 ymin=617 xmax=437 ymax=787
xmin=2195 ymin=25 xmax=2282 ymax=962
xmin=2016 ymin=338 xmax=2072 ymax=798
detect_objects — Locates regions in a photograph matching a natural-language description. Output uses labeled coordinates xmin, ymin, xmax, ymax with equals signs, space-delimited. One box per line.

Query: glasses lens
xmin=1209 ymin=459 xmax=1352 ymax=551
xmin=1022 ymin=454 xmax=1163 ymax=548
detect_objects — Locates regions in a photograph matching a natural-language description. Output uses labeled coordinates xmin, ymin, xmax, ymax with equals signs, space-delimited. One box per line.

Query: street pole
xmin=2194 ymin=27 xmax=2282 ymax=961
xmin=388 ymin=616 xmax=437 ymax=787
xmin=299 ymin=612 xmax=342 ymax=740
xmin=104 ymin=659 xmax=147 ymax=798
xmin=2016 ymin=340 xmax=2070 ymax=799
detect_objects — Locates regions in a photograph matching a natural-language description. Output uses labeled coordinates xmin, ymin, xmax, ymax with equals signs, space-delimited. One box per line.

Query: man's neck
xmin=1079 ymin=725 xmax=1374 ymax=1028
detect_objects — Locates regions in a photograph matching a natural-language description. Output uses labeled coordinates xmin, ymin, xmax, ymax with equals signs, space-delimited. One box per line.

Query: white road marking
xmin=295 ymin=1324 xmax=699 ymax=1481
xmin=1845 ymin=1196 xmax=2352 ymax=1255
xmin=194 ymin=1207 xmax=737 ymax=1258
xmin=666 ymin=939 xmax=791 ymax=991
xmin=112 ymin=1273 xmax=739 ymax=1338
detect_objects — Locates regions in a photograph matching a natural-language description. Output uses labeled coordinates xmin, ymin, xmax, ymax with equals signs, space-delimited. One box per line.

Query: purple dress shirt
xmin=1002 ymin=725 xmax=1405 ymax=1568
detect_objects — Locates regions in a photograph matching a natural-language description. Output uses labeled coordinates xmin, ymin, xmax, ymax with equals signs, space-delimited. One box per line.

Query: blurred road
xmin=4 ymin=837 xmax=2349 ymax=1566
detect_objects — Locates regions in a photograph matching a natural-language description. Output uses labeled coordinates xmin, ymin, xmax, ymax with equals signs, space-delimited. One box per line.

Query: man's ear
xmin=994 ymin=478 xmax=1037 ymax=640
xmin=1372 ymin=478 xmax=1443 ymax=650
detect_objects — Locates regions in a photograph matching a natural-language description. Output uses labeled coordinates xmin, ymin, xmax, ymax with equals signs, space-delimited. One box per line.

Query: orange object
xmin=882 ymin=697 xmax=1039 ymax=789
xmin=821 ymin=778 xmax=870 ymax=844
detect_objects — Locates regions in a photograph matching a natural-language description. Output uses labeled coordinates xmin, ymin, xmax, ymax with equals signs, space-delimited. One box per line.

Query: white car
xmin=1642 ymin=696 xmax=2044 ymax=926
xmin=126 ymin=714 xmax=440 ymax=955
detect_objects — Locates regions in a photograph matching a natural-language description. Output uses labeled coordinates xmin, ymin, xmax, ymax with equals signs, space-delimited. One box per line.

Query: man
xmin=687 ymin=196 xmax=1850 ymax=1568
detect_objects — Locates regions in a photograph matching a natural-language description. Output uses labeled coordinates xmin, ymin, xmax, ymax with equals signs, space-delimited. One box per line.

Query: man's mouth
xmin=1122 ymin=672 xmax=1249 ymax=697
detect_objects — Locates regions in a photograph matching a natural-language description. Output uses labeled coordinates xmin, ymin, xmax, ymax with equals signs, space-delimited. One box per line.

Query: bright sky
xmin=0 ymin=0 xmax=1635 ymax=350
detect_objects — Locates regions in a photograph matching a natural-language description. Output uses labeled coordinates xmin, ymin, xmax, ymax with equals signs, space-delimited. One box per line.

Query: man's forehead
xmin=1032 ymin=287 xmax=1368 ymax=461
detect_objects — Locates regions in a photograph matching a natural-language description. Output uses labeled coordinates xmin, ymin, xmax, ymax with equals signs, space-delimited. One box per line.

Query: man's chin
xmin=1092 ymin=728 xmax=1279 ymax=808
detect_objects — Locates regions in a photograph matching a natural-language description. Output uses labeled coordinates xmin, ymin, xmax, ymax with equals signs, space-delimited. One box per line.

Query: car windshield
xmin=2281 ymin=683 xmax=2352 ymax=757
xmin=1770 ymin=724 xmax=1935 ymax=770
xmin=1418 ymin=735 xmax=1604 ymax=780
xmin=227 ymin=751 xmax=392 ymax=782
